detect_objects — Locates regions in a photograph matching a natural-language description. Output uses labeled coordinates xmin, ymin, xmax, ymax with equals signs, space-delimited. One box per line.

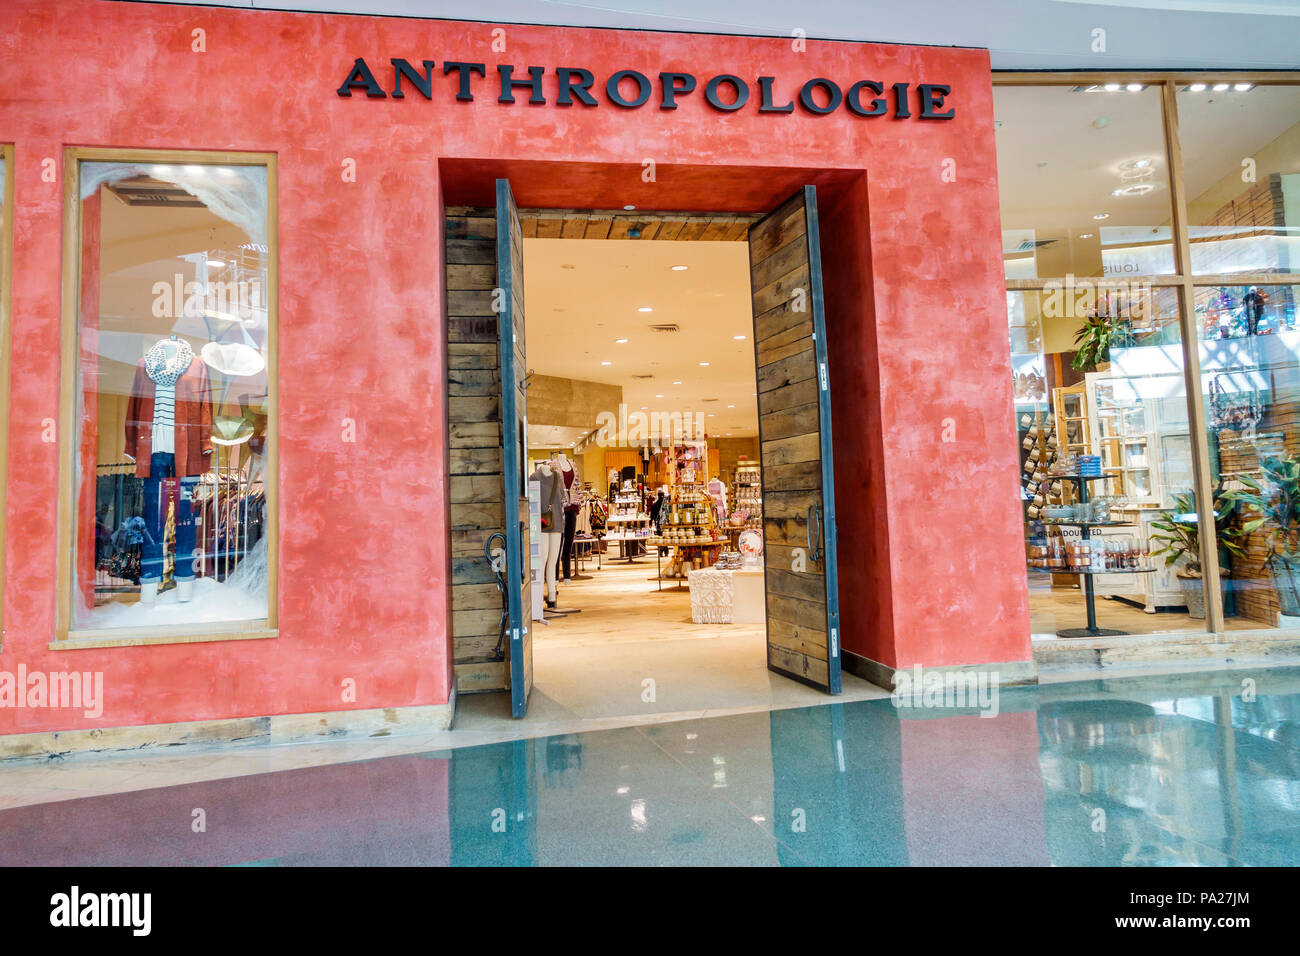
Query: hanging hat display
xmin=201 ymin=341 xmax=266 ymax=378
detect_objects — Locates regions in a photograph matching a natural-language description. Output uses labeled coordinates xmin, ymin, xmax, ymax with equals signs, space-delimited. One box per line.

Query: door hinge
xmin=819 ymin=362 xmax=828 ymax=392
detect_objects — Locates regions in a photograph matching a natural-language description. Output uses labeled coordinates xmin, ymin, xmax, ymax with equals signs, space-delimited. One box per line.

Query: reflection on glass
xmin=73 ymin=159 xmax=270 ymax=631
xmin=1197 ymin=284 xmax=1300 ymax=629
xmin=1177 ymin=85 xmax=1300 ymax=277
xmin=1009 ymin=286 xmax=1205 ymax=635
xmin=995 ymin=85 xmax=1175 ymax=280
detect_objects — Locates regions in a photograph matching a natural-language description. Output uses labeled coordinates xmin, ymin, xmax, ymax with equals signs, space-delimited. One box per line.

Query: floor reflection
xmin=3 ymin=667 xmax=1300 ymax=865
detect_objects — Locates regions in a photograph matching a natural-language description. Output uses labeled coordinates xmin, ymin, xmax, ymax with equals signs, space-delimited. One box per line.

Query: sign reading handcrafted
xmin=337 ymin=59 xmax=955 ymax=119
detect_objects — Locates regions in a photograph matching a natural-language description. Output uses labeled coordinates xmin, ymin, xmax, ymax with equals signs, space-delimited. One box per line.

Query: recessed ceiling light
xmin=1213 ymin=83 xmax=1230 ymax=92
xmin=672 ymin=381 xmax=682 ymax=385
xmin=637 ymin=307 xmax=653 ymax=313
xmin=733 ymin=335 xmax=746 ymax=340
xmin=615 ymin=337 xmax=629 ymax=343
xmin=1234 ymin=83 xmax=1253 ymax=92
xmin=1103 ymin=83 xmax=1121 ymax=92
xmin=1188 ymin=83 xmax=1207 ymax=92
xmin=640 ymin=406 xmax=648 ymax=410
xmin=206 ymin=259 xmax=226 ymax=269
xmin=1113 ymin=184 xmax=1156 ymax=197
xmin=655 ymin=394 xmax=664 ymax=398
xmin=671 ymin=265 xmax=688 ymax=271
xmin=1093 ymin=213 xmax=1110 ymax=220
xmin=1125 ymin=83 xmax=1143 ymax=92
xmin=601 ymin=361 xmax=612 ymax=366
xmin=1080 ymin=233 xmax=1094 ymax=239
xmin=699 ymin=362 xmax=710 ymax=366
xmin=727 ymin=404 xmax=735 ymax=408
xmin=624 ymin=204 xmax=636 ymax=210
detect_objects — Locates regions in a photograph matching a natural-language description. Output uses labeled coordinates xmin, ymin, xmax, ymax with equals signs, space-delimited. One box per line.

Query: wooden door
xmin=496 ymin=179 xmax=532 ymax=717
xmin=749 ymin=186 xmax=842 ymax=693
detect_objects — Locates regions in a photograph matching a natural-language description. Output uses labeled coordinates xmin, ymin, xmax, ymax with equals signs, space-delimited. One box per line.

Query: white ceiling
xmin=136 ymin=0 xmax=1300 ymax=70
xmin=522 ymin=237 xmax=760 ymax=439
xmin=995 ymin=85 xmax=1300 ymax=231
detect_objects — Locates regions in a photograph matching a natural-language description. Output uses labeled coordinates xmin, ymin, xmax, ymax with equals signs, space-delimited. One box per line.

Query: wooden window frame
xmin=54 ymin=147 xmax=279 ymax=649
xmin=995 ymin=71 xmax=1300 ymax=637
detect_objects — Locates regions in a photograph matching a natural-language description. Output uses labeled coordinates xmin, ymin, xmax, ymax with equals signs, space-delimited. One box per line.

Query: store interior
xmin=997 ymin=83 xmax=1300 ymax=640
xmin=518 ymin=235 xmax=774 ymax=696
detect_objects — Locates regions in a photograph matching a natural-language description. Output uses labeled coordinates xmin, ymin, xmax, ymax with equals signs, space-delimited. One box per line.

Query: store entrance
xmin=448 ymin=181 xmax=842 ymax=719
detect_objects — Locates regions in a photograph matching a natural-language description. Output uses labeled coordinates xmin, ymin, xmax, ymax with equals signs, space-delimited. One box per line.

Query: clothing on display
xmin=141 ymin=451 xmax=198 ymax=586
xmin=125 ymin=336 xmax=213 ymax=479
xmin=531 ymin=463 xmax=565 ymax=533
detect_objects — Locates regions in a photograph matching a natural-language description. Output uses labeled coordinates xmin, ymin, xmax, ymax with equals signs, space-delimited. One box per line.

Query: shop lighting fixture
xmin=699 ymin=362 xmax=710 ymax=366
xmin=1103 ymin=83 xmax=1121 ymax=92
xmin=671 ymin=265 xmax=688 ymax=271
xmin=1213 ymin=83 xmax=1230 ymax=91
xmin=206 ymin=259 xmax=226 ymax=269
xmin=1093 ymin=213 xmax=1110 ymax=220
xmin=1125 ymin=83 xmax=1143 ymax=92
xmin=615 ymin=337 xmax=629 ymax=343
xmin=601 ymin=360 xmax=612 ymax=366
xmin=733 ymin=334 xmax=746 ymax=340
xmin=637 ymin=306 xmax=653 ymax=312
xmin=727 ymin=404 xmax=735 ymax=408
xmin=1188 ymin=83 xmax=1207 ymax=92
xmin=1080 ymin=233 xmax=1094 ymax=239
xmin=624 ymin=204 xmax=636 ymax=210
xmin=673 ymin=380 xmax=682 ymax=385
xmin=184 ymin=165 xmax=205 ymax=175
xmin=1113 ymin=184 xmax=1156 ymax=197
xmin=1234 ymin=83 xmax=1253 ymax=92
xmin=152 ymin=165 xmax=174 ymax=176
xmin=655 ymin=394 xmax=664 ymax=398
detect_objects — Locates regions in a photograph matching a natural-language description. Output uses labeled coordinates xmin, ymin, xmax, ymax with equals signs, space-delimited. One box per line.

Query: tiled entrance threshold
xmin=1 ymin=665 xmax=1299 ymax=865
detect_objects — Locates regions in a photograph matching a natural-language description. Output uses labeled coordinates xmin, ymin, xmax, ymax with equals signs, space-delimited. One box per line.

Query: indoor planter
xmin=1149 ymin=486 xmax=1246 ymax=620
xmin=1223 ymin=455 xmax=1300 ymax=616
xmin=1071 ymin=312 xmax=1121 ymax=372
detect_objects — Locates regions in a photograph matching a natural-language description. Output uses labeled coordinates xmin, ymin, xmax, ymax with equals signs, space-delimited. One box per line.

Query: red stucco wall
xmin=0 ymin=0 xmax=1030 ymax=737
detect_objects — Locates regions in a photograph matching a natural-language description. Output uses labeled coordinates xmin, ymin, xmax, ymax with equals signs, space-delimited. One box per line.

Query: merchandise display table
xmin=687 ymin=567 xmax=766 ymax=624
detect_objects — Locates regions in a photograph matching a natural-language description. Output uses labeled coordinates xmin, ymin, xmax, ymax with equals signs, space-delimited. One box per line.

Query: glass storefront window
xmin=1177 ymin=85 xmax=1300 ymax=277
xmin=71 ymin=155 xmax=272 ymax=634
xmin=1009 ymin=285 xmax=1207 ymax=636
xmin=1195 ymin=283 xmax=1300 ymax=629
xmin=995 ymin=85 xmax=1176 ymax=280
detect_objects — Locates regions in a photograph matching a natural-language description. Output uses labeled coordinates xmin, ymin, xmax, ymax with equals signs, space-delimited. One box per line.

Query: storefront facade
xmin=0 ymin=0 xmax=1292 ymax=751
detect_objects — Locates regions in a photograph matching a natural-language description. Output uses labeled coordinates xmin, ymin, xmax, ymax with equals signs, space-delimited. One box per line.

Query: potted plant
xmin=1223 ymin=455 xmax=1300 ymax=617
xmin=1149 ymin=485 xmax=1247 ymax=619
xmin=1072 ymin=311 xmax=1119 ymax=372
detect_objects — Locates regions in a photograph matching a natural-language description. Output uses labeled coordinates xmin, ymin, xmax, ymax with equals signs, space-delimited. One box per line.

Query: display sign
xmin=337 ymin=58 xmax=955 ymax=119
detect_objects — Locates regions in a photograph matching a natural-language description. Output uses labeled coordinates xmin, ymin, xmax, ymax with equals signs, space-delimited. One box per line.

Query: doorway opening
xmin=444 ymin=163 xmax=858 ymax=720
xmin=522 ymin=230 xmax=769 ymax=716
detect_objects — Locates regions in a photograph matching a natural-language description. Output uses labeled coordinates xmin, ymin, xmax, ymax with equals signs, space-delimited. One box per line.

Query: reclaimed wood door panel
xmin=497 ymin=179 xmax=533 ymax=718
xmin=748 ymin=186 xmax=842 ymax=694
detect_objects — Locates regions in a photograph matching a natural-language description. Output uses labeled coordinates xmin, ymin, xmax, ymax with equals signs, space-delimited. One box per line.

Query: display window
xmin=998 ymin=77 xmax=1300 ymax=638
xmin=59 ymin=149 xmax=276 ymax=643
xmin=995 ymin=84 xmax=1175 ymax=281
xmin=0 ymin=145 xmax=12 ymax=641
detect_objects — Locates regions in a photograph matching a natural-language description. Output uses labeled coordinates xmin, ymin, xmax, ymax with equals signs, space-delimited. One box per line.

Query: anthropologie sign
xmin=337 ymin=58 xmax=955 ymax=119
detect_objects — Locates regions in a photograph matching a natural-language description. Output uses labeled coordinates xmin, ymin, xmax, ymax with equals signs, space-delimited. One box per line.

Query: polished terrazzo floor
xmin=3 ymin=665 xmax=1300 ymax=865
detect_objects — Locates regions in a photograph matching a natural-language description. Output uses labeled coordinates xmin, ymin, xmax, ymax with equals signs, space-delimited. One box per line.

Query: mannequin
xmin=529 ymin=459 xmax=566 ymax=608
xmin=558 ymin=452 xmax=581 ymax=583
xmin=124 ymin=335 xmax=212 ymax=605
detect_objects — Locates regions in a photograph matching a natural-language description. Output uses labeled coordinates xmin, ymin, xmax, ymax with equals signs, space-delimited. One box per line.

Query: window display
xmin=69 ymin=155 xmax=273 ymax=634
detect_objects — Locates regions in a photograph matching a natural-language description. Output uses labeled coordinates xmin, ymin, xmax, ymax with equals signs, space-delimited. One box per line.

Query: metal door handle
xmin=807 ymin=503 xmax=822 ymax=563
